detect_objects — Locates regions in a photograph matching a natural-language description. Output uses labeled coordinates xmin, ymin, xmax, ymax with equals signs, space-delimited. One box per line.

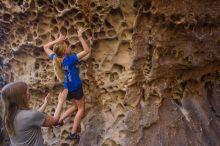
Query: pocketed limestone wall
xmin=0 ymin=0 xmax=220 ymax=146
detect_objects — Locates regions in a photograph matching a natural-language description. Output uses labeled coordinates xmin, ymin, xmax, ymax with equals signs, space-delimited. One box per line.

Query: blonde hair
xmin=53 ymin=43 xmax=66 ymax=57
xmin=53 ymin=57 xmax=64 ymax=81
xmin=1 ymin=82 xmax=29 ymax=135
xmin=53 ymin=43 xmax=66 ymax=81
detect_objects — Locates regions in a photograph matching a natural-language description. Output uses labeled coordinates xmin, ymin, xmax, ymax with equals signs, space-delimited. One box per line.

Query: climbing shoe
xmin=54 ymin=121 xmax=64 ymax=128
xmin=67 ymin=132 xmax=80 ymax=140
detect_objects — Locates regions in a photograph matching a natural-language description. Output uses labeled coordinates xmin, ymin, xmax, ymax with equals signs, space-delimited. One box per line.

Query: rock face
xmin=0 ymin=0 xmax=220 ymax=146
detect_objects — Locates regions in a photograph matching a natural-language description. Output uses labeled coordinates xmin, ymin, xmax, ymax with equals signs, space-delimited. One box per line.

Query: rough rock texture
xmin=1 ymin=0 xmax=220 ymax=146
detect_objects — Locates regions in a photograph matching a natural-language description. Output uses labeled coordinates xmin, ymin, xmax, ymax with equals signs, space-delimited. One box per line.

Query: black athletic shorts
xmin=67 ymin=85 xmax=84 ymax=100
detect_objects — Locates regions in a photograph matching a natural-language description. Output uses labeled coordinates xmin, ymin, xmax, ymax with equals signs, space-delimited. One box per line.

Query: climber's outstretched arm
xmin=76 ymin=27 xmax=91 ymax=59
xmin=43 ymin=34 xmax=66 ymax=56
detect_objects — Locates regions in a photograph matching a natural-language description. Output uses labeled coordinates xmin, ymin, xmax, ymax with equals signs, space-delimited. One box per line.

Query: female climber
xmin=1 ymin=81 xmax=66 ymax=146
xmin=43 ymin=27 xmax=91 ymax=140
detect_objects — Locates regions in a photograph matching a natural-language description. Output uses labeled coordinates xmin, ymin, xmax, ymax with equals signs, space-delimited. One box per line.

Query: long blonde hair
xmin=1 ymin=82 xmax=29 ymax=135
xmin=53 ymin=43 xmax=66 ymax=58
xmin=53 ymin=43 xmax=66 ymax=81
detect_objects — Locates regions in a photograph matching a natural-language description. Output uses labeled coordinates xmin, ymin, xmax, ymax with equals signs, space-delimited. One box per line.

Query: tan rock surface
xmin=0 ymin=0 xmax=220 ymax=146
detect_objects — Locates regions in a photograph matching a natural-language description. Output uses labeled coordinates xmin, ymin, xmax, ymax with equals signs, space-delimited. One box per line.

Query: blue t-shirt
xmin=50 ymin=53 xmax=82 ymax=92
